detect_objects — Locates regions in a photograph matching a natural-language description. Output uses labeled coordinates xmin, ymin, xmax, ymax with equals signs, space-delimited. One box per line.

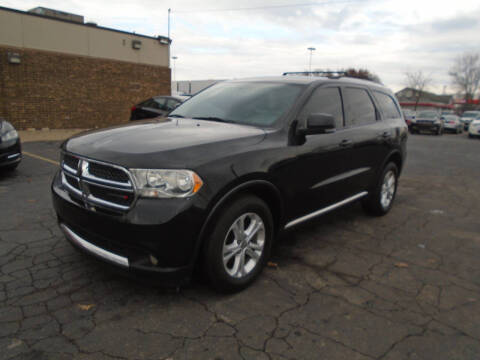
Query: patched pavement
xmin=1 ymin=134 xmax=480 ymax=360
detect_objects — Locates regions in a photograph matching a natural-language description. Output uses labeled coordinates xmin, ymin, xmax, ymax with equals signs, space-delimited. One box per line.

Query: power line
xmin=171 ymin=0 xmax=364 ymax=14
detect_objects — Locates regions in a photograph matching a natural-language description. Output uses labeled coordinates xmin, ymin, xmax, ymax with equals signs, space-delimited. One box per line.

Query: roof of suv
xmin=229 ymin=76 xmax=387 ymax=90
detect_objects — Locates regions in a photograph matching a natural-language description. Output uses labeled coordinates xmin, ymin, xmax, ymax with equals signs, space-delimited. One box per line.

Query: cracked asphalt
xmin=1 ymin=133 xmax=480 ymax=360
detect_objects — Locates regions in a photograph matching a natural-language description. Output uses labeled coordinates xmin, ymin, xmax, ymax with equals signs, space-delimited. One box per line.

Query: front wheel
xmin=363 ymin=162 xmax=398 ymax=216
xmin=203 ymin=195 xmax=274 ymax=293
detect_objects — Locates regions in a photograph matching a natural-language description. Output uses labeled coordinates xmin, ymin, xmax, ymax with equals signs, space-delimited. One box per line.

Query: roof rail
xmin=282 ymin=71 xmax=347 ymax=78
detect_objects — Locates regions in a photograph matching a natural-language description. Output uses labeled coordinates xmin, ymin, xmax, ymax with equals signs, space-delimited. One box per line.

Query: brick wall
xmin=0 ymin=46 xmax=171 ymax=129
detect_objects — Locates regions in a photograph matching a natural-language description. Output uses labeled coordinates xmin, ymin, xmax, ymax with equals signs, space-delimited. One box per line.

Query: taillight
xmin=131 ymin=106 xmax=136 ymax=111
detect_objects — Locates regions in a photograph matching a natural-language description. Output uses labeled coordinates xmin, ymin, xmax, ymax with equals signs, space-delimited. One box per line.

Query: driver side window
xmin=298 ymin=87 xmax=344 ymax=129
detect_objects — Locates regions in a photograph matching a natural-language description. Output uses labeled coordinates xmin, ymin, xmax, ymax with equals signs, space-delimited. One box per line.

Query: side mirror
xmin=304 ymin=113 xmax=336 ymax=135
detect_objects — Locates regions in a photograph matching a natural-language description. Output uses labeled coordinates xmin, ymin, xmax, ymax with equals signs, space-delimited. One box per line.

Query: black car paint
xmin=52 ymin=77 xmax=407 ymax=285
xmin=0 ymin=120 xmax=22 ymax=169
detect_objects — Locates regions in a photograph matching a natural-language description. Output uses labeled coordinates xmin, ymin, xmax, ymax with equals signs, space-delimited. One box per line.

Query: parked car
xmin=402 ymin=109 xmax=415 ymax=128
xmin=460 ymin=111 xmax=480 ymax=130
xmin=0 ymin=118 xmax=21 ymax=171
xmin=468 ymin=119 xmax=480 ymax=138
xmin=442 ymin=114 xmax=463 ymax=134
xmin=130 ymin=96 xmax=184 ymax=121
xmin=52 ymin=76 xmax=407 ymax=292
xmin=410 ymin=110 xmax=443 ymax=135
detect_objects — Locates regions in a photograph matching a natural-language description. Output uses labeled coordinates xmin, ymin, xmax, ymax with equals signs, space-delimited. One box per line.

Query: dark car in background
xmin=130 ymin=96 xmax=185 ymax=121
xmin=0 ymin=119 xmax=21 ymax=171
xmin=52 ymin=76 xmax=407 ymax=292
xmin=410 ymin=110 xmax=443 ymax=135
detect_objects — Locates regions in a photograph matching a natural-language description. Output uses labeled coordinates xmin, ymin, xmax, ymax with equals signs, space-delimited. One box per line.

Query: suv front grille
xmin=61 ymin=153 xmax=135 ymax=213
xmin=88 ymin=162 xmax=130 ymax=183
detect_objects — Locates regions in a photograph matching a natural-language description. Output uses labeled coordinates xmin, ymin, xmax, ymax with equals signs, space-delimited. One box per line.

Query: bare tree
xmin=344 ymin=68 xmax=382 ymax=84
xmin=449 ymin=53 xmax=480 ymax=104
xmin=405 ymin=71 xmax=431 ymax=111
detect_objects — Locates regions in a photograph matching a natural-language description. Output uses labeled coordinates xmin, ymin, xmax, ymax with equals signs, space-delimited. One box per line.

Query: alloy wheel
xmin=222 ymin=212 xmax=265 ymax=278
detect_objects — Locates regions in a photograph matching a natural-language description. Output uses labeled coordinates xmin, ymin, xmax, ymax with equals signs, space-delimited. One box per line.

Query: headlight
xmin=130 ymin=169 xmax=203 ymax=198
xmin=1 ymin=129 xmax=18 ymax=142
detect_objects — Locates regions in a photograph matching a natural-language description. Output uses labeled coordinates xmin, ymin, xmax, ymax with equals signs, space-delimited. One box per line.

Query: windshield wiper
xmin=193 ymin=116 xmax=235 ymax=123
xmin=169 ymin=114 xmax=185 ymax=118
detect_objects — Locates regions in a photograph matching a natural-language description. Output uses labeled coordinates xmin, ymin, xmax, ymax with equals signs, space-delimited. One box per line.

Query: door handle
xmin=380 ymin=131 xmax=391 ymax=138
xmin=339 ymin=139 xmax=353 ymax=147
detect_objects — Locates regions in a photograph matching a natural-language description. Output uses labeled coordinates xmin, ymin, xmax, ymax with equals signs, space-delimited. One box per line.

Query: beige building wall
xmin=0 ymin=8 xmax=169 ymax=67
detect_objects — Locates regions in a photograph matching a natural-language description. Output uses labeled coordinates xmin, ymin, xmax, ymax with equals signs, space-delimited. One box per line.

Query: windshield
xmin=462 ymin=111 xmax=480 ymax=118
xmin=417 ymin=111 xmax=437 ymax=119
xmin=169 ymin=81 xmax=304 ymax=127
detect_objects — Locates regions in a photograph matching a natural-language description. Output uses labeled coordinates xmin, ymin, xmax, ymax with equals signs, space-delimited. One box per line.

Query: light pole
xmin=172 ymin=56 xmax=178 ymax=82
xmin=307 ymin=47 xmax=316 ymax=74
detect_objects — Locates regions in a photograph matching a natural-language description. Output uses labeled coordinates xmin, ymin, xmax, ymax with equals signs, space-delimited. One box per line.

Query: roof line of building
xmin=0 ymin=5 xmax=171 ymax=43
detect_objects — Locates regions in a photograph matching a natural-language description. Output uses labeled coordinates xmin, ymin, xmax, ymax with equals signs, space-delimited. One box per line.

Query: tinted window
xmin=299 ymin=87 xmax=344 ymax=128
xmin=153 ymin=98 xmax=167 ymax=110
xmin=170 ymin=82 xmax=304 ymax=127
xmin=344 ymin=88 xmax=377 ymax=126
xmin=138 ymin=98 xmax=154 ymax=107
xmin=373 ymin=91 xmax=401 ymax=120
xmin=417 ymin=111 xmax=437 ymax=119
xmin=165 ymin=99 xmax=180 ymax=111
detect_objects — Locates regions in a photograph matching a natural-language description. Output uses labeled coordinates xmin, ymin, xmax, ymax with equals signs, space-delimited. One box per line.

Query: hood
xmin=64 ymin=118 xmax=266 ymax=168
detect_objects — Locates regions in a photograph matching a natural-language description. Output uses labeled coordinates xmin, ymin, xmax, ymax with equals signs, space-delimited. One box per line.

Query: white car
xmin=442 ymin=115 xmax=463 ymax=134
xmin=460 ymin=111 xmax=480 ymax=130
xmin=468 ymin=119 xmax=480 ymax=138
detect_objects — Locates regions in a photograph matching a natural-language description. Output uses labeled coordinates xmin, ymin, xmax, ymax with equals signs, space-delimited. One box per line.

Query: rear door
xmin=341 ymin=87 xmax=389 ymax=192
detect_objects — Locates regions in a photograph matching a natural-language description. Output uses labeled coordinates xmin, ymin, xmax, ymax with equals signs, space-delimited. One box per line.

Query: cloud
xmin=2 ymin=0 xmax=480 ymax=92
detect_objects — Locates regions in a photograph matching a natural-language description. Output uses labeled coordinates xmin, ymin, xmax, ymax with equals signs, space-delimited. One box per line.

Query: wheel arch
xmin=380 ymin=150 xmax=403 ymax=176
xmin=193 ymin=179 xmax=284 ymax=266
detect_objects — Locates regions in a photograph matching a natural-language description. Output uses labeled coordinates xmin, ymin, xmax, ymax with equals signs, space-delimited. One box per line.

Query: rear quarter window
xmin=373 ymin=91 xmax=402 ymax=120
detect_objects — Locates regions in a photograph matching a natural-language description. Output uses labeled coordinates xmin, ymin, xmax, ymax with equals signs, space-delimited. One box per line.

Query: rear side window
xmin=343 ymin=88 xmax=377 ymax=127
xmin=165 ymin=99 xmax=180 ymax=111
xmin=299 ymin=87 xmax=344 ymax=129
xmin=373 ymin=91 xmax=401 ymax=120
xmin=153 ymin=98 xmax=167 ymax=110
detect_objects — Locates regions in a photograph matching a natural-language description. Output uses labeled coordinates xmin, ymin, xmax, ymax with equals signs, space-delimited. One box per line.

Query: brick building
xmin=0 ymin=6 xmax=171 ymax=129
xmin=395 ymin=87 xmax=454 ymax=112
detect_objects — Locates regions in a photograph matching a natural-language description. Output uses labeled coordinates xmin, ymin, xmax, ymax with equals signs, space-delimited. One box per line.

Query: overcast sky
xmin=2 ymin=0 xmax=480 ymax=93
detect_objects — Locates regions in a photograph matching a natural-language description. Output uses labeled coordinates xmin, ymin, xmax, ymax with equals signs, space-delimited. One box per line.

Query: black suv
xmin=52 ymin=76 xmax=407 ymax=292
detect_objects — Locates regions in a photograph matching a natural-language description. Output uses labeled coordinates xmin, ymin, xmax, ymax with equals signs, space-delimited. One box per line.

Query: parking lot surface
xmin=1 ymin=133 xmax=480 ymax=360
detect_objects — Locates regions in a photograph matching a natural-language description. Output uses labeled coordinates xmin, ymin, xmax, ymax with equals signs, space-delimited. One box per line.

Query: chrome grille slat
xmin=61 ymin=153 xmax=135 ymax=213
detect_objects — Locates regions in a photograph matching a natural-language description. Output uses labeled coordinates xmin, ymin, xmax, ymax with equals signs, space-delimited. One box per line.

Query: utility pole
xmin=307 ymin=47 xmax=316 ymax=74
xmin=168 ymin=8 xmax=171 ymax=40
xmin=172 ymin=56 xmax=178 ymax=82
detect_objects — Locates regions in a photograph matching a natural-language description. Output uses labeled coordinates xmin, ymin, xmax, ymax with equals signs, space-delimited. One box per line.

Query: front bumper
xmin=0 ymin=139 xmax=21 ymax=167
xmin=410 ymin=123 xmax=441 ymax=132
xmin=469 ymin=127 xmax=480 ymax=136
xmin=52 ymin=170 xmax=208 ymax=285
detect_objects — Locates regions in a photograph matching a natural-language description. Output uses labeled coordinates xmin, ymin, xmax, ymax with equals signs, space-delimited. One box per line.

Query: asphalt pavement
xmin=1 ymin=132 xmax=480 ymax=360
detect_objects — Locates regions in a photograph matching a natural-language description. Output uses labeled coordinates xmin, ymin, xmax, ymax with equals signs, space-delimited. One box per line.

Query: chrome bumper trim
xmin=60 ymin=223 xmax=129 ymax=268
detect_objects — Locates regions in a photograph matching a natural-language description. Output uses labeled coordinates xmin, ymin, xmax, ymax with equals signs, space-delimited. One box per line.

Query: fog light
xmin=149 ymin=254 xmax=159 ymax=266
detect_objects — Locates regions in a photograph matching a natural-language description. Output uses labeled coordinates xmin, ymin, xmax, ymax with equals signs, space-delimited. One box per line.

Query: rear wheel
xmin=203 ymin=195 xmax=273 ymax=293
xmin=363 ymin=162 xmax=398 ymax=216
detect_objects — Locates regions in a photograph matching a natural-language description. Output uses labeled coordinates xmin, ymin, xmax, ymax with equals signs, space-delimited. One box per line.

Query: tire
xmin=362 ymin=162 xmax=398 ymax=216
xmin=203 ymin=195 xmax=274 ymax=293
xmin=469 ymin=134 xmax=473 ymax=138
